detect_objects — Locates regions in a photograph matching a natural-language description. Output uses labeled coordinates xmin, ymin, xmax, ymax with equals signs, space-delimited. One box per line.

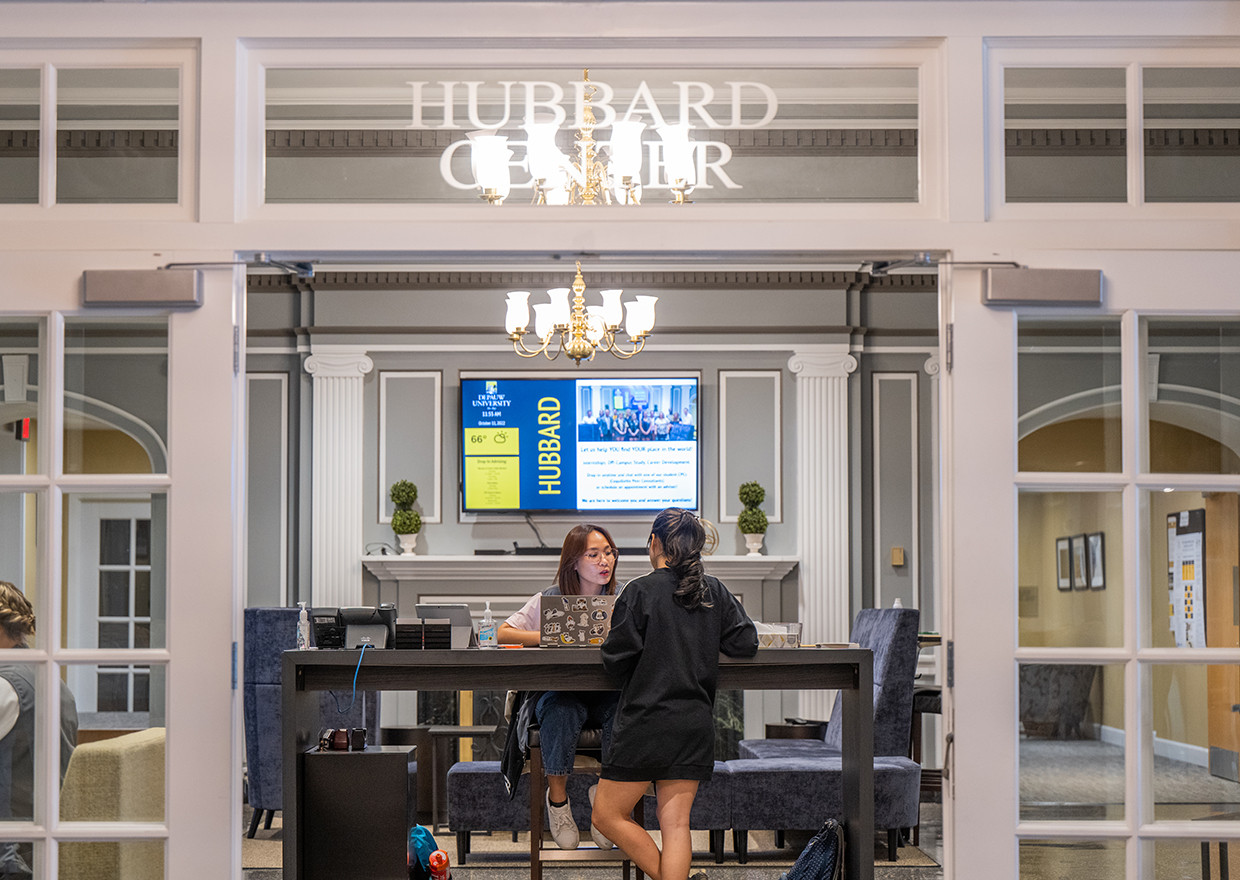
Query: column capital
xmin=788 ymin=346 xmax=858 ymax=378
xmin=304 ymin=348 xmax=374 ymax=378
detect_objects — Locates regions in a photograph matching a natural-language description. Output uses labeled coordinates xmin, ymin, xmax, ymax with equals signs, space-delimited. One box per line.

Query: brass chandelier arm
xmin=503 ymin=260 xmax=654 ymax=365
xmin=597 ymin=335 xmax=646 ymax=359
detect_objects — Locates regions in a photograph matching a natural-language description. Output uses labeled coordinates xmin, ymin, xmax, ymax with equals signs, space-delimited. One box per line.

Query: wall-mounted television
xmin=460 ymin=373 xmax=699 ymax=513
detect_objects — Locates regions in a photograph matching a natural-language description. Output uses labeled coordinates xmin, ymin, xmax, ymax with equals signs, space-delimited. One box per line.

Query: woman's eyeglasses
xmin=583 ymin=549 xmax=617 ymax=562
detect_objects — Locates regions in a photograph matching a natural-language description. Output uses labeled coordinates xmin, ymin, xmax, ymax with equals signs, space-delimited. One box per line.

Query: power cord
xmin=330 ymin=642 xmax=370 ymax=714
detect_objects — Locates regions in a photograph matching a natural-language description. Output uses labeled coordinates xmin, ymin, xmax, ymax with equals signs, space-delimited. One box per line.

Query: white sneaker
xmin=546 ymin=790 xmax=579 ymax=850
xmin=588 ymin=784 xmax=615 ymax=850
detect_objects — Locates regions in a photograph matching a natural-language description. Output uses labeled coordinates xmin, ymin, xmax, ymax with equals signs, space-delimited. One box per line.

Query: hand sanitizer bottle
xmin=296 ymin=601 xmax=312 ymax=650
xmin=478 ymin=602 xmax=498 ymax=649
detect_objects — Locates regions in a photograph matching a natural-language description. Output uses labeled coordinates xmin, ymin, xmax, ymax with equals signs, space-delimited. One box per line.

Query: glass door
xmin=944 ymin=259 xmax=1240 ymax=879
xmin=0 ymin=262 xmax=241 ymax=879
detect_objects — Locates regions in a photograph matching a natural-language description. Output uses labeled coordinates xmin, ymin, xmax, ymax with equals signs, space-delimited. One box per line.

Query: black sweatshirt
xmin=600 ymin=568 xmax=758 ymax=781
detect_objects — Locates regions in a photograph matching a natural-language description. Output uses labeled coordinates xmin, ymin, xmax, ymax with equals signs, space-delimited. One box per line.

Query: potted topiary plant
xmin=389 ymin=479 xmax=422 ymax=554
xmin=737 ymin=480 xmax=768 ymax=556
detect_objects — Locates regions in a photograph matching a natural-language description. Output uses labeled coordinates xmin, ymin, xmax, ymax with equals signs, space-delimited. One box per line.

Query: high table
xmin=282 ymin=647 xmax=874 ymax=880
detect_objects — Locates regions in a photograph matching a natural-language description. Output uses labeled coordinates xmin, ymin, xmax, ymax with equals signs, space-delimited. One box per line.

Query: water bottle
xmin=429 ymin=849 xmax=451 ymax=880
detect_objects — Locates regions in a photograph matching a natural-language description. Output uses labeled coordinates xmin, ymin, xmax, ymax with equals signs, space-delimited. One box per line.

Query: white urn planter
xmin=743 ymin=533 xmax=765 ymax=556
xmin=397 ymin=533 xmax=419 ymax=555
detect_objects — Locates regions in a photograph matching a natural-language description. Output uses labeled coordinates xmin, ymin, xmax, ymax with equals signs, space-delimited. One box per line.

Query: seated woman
xmin=497 ymin=524 xmax=622 ymax=851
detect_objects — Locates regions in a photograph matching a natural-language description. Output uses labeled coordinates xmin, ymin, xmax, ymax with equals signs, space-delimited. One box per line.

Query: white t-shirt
xmin=0 ymin=679 xmax=20 ymax=739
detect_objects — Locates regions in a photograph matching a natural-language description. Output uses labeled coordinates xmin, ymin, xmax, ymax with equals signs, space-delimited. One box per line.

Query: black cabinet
xmin=302 ymin=744 xmax=417 ymax=880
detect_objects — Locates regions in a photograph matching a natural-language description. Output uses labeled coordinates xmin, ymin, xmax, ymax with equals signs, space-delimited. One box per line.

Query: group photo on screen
xmin=576 ymin=381 xmax=697 ymax=443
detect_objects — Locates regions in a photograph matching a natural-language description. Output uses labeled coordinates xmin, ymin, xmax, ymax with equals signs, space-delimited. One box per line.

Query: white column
xmin=305 ymin=348 xmax=373 ymax=608
xmin=789 ymin=345 xmax=857 ymax=720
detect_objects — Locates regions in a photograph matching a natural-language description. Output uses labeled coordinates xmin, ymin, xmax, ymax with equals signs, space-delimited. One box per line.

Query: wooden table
xmin=282 ymin=647 xmax=874 ymax=880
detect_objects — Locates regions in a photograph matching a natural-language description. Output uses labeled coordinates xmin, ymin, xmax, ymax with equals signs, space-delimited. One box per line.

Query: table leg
xmin=432 ymin=736 xmax=442 ymax=832
xmin=841 ymin=653 xmax=875 ymax=880
xmin=282 ymin=656 xmax=321 ymax=880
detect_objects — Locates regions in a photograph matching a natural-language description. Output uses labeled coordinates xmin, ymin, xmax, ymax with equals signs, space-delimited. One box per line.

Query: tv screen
xmin=460 ymin=374 xmax=699 ymax=513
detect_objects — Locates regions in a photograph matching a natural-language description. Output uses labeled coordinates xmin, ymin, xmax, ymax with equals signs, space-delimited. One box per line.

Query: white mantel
xmin=363 ymin=554 xmax=797 ymax=590
xmin=363 ymin=555 xmax=798 ymax=623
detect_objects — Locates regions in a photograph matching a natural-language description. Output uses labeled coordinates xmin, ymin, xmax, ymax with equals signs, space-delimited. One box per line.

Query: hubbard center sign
xmin=407 ymin=76 xmax=781 ymax=192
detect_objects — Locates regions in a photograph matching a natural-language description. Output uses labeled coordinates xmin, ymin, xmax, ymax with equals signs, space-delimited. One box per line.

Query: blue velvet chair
xmin=738 ymin=607 xmax=922 ymax=762
xmin=243 ymin=606 xmax=381 ymax=837
xmin=728 ymin=607 xmax=922 ymax=861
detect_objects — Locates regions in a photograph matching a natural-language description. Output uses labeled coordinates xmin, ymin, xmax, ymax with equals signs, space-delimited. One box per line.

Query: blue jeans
xmin=534 ymin=691 xmax=618 ymax=777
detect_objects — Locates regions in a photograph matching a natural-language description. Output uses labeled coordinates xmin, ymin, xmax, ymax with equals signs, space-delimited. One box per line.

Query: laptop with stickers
xmin=539 ymin=594 xmax=617 ymax=647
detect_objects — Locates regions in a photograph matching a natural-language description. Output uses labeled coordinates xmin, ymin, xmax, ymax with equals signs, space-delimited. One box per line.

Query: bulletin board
xmin=1167 ymin=508 xmax=1206 ymax=648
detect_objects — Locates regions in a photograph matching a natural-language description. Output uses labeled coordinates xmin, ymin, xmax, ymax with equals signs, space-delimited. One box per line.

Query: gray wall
xmin=244 ymin=270 xmax=941 ymax=624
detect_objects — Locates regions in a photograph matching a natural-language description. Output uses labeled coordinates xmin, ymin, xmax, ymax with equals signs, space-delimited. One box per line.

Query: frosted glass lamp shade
xmin=599 ymin=289 xmax=624 ymax=328
xmin=585 ymin=306 xmax=606 ymax=344
xmin=609 ymin=120 xmax=646 ymax=178
xmin=471 ymin=134 xmax=513 ymax=197
xmin=532 ymin=302 xmax=555 ymax=342
xmin=525 ymin=122 xmax=565 ymax=182
xmin=547 ymin=287 xmax=571 ymax=327
xmin=505 ymin=291 xmax=531 ymax=335
xmin=658 ymin=124 xmax=696 ymax=186
xmin=632 ymin=295 xmax=658 ymax=336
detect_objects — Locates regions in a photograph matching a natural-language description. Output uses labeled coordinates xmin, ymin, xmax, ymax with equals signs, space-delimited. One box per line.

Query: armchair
xmin=728 ymin=607 xmax=923 ymax=861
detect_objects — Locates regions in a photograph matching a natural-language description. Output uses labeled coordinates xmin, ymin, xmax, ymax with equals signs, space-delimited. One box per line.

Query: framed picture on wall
xmin=1071 ymin=534 xmax=1089 ymax=590
xmin=1056 ymin=536 xmax=1072 ymax=591
xmin=1087 ymin=532 xmax=1106 ymax=589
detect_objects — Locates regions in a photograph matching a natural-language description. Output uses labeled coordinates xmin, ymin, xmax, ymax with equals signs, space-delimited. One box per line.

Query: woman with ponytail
xmin=592 ymin=509 xmax=757 ymax=880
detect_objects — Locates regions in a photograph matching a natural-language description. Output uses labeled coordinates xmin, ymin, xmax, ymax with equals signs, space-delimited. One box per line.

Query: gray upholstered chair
xmin=728 ymin=606 xmax=922 ymax=861
xmin=737 ymin=607 xmax=922 ymax=761
xmin=1018 ymin=663 xmax=1097 ymax=739
xmin=243 ymin=606 xmax=381 ymax=837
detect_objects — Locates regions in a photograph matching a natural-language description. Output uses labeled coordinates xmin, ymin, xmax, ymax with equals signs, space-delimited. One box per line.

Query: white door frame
xmin=943 ymin=252 xmax=1240 ymax=879
xmin=0 ymin=254 xmax=243 ymax=879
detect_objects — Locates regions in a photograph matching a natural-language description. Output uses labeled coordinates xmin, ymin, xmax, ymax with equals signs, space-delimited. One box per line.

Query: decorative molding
xmin=790 ymin=344 xmax=855 ymax=719
xmin=871 ymin=373 xmax=920 ymax=611
xmin=788 ymin=348 xmax=859 ymax=378
xmin=265 ymin=127 xmax=919 ymax=158
xmin=306 ymin=346 xmax=372 ymax=607
xmin=363 ymin=554 xmax=798 ymax=585
xmin=923 ymin=353 xmax=941 ymax=376
xmin=378 ymin=371 xmax=442 ymax=525
xmin=718 ymin=370 xmax=783 ymax=525
xmin=304 ymin=349 xmax=374 ymax=378
xmin=246 ymin=372 xmax=290 ymax=606
xmin=248 ymin=270 xmax=938 ymax=294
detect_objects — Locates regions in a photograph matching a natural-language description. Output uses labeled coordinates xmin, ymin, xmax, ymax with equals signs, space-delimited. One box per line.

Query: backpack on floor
xmin=780 ymin=819 xmax=845 ymax=880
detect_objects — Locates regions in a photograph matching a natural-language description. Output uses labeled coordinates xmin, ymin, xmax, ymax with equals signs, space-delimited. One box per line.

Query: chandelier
xmin=504 ymin=262 xmax=657 ymax=365
xmin=470 ymin=69 xmax=697 ymax=206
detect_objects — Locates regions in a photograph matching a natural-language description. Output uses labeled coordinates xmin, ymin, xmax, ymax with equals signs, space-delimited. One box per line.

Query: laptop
xmin=539 ymin=594 xmax=617 ymax=647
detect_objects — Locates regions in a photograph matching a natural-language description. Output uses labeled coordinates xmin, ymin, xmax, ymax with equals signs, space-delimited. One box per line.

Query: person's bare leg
xmin=593 ymin=779 xmax=662 ymax=879
xmin=654 ymin=780 xmax=699 ymax=880
xmin=547 ymin=774 xmax=569 ymax=803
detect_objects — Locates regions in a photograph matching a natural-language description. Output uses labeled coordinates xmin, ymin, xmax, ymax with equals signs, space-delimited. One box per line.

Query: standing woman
xmin=497 ymin=524 xmax=621 ymax=850
xmin=592 ymin=509 xmax=757 ymax=880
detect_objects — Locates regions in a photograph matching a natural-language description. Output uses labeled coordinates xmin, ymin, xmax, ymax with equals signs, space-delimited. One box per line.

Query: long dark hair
xmin=555 ymin=523 xmax=619 ymax=596
xmin=650 ymin=508 xmax=710 ymax=609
